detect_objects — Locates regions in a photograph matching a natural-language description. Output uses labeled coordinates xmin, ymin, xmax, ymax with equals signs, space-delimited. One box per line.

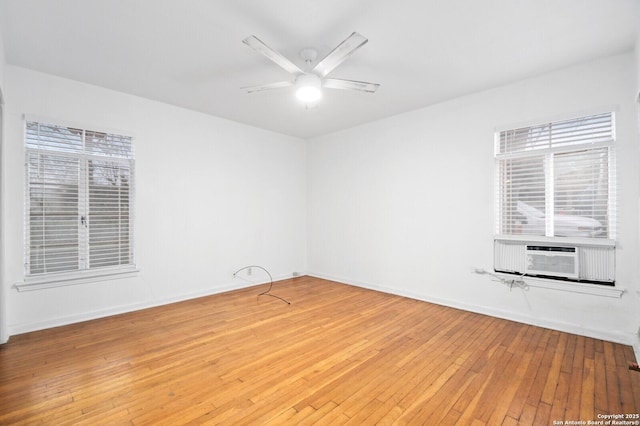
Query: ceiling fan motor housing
xmin=300 ymin=48 xmax=318 ymax=64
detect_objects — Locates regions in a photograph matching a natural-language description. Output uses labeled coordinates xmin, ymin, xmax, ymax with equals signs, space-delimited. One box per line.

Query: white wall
xmin=0 ymin=24 xmax=5 ymax=84
xmin=634 ymin=34 xmax=640 ymax=356
xmin=3 ymin=66 xmax=307 ymax=335
xmin=0 ymin=23 xmax=7 ymax=343
xmin=636 ymin=33 xmax=640 ymax=99
xmin=308 ymin=53 xmax=640 ymax=347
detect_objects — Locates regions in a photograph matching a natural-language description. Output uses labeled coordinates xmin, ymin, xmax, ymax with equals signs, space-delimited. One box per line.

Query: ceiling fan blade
xmin=323 ymin=78 xmax=380 ymax=93
xmin=242 ymin=35 xmax=304 ymax=76
xmin=313 ymin=32 xmax=368 ymax=77
xmin=241 ymin=81 xmax=293 ymax=94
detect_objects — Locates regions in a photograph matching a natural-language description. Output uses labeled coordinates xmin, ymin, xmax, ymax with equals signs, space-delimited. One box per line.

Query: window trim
xmin=493 ymin=106 xmax=619 ymax=136
xmin=494 ymin=234 xmax=615 ymax=248
xmin=494 ymin=109 xmax=616 ymax=242
xmin=489 ymin=269 xmax=624 ymax=298
xmin=21 ymin=116 xmax=137 ymax=288
xmin=15 ymin=266 xmax=139 ymax=292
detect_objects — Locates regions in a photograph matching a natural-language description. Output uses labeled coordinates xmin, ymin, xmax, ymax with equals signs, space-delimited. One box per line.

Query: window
xmin=495 ymin=112 xmax=615 ymax=240
xmin=25 ymin=120 xmax=134 ymax=278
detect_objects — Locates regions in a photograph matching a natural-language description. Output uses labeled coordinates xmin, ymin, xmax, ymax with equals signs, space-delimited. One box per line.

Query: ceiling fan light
xmin=296 ymin=86 xmax=322 ymax=103
xmin=295 ymin=74 xmax=322 ymax=103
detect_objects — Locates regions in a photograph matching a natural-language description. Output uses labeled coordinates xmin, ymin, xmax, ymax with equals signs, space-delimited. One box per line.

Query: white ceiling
xmin=0 ymin=0 xmax=638 ymax=139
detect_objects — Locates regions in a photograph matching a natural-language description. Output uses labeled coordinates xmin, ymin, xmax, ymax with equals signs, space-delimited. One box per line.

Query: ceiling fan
xmin=242 ymin=32 xmax=380 ymax=103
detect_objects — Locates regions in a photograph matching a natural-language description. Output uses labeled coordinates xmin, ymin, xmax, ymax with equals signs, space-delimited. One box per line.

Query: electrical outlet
xmin=247 ymin=267 xmax=252 ymax=276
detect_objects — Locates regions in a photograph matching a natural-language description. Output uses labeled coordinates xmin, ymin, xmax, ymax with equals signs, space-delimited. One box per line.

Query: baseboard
xmin=307 ymin=271 xmax=637 ymax=350
xmin=8 ymin=274 xmax=294 ymax=337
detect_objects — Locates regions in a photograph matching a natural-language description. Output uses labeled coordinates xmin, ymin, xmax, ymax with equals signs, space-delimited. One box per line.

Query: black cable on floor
xmin=232 ymin=265 xmax=291 ymax=305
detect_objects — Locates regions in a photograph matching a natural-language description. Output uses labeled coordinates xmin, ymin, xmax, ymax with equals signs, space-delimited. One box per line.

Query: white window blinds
xmin=25 ymin=121 xmax=134 ymax=276
xmin=496 ymin=112 xmax=614 ymax=239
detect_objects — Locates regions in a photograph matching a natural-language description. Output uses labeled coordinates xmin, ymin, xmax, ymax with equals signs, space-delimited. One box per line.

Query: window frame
xmin=494 ymin=110 xmax=616 ymax=244
xmin=18 ymin=117 xmax=137 ymax=291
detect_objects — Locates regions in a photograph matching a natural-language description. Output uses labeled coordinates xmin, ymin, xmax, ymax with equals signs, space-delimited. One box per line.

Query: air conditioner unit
xmin=525 ymin=245 xmax=578 ymax=279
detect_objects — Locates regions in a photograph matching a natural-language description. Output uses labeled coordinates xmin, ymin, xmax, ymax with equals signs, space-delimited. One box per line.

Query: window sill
xmin=493 ymin=272 xmax=624 ymax=298
xmin=15 ymin=266 xmax=139 ymax=292
xmin=494 ymin=234 xmax=615 ymax=248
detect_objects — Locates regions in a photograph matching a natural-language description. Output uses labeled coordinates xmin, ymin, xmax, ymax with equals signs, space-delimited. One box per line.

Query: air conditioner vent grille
xmin=526 ymin=246 xmax=577 ymax=278
xmin=494 ymin=240 xmax=614 ymax=284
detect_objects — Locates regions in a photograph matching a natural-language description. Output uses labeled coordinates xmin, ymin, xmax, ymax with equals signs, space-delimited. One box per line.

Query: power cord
xmin=473 ymin=268 xmax=529 ymax=291
xmin=233 ymin=265 xmax=291 ymax=305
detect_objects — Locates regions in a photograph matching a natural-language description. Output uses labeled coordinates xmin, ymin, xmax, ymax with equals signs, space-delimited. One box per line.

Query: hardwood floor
xmin=1 ymin=277 xmax=638 ymax=425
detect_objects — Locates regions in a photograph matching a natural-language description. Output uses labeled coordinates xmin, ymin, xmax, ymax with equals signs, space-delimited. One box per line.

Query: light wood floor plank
xmin=503 ymin=325 xmax=543 ymax=419
xmin=541 ymin=332 xmax=567 ymax=404
xmin=549 ymin=370 xmax=571 ymax=422
xmin=0 ymin=277 xmax=638 ymax=425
